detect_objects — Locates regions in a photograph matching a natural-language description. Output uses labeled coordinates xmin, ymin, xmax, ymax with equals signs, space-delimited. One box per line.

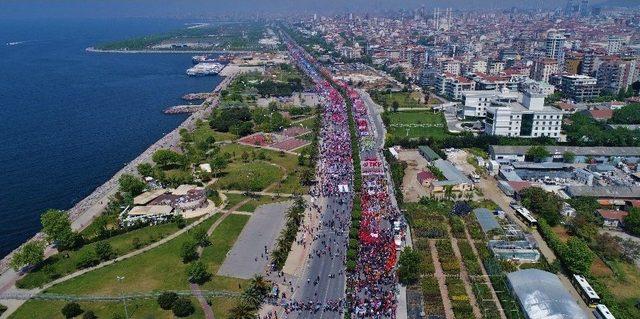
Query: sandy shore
xmin=0 ymin=68 xmax=240 ymax=274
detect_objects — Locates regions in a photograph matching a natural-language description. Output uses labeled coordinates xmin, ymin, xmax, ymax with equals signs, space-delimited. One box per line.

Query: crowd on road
xmin=345 ymin=86 xmax=400 ymax=318
xmin=260 ymin=33 xmax=399 ymax=318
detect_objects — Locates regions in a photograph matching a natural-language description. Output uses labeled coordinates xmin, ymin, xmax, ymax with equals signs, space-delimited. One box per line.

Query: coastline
xmin=0 ymin=68 xmax=238 ymax=275
xmin=86 ymin=47 xmax=253 ymax=54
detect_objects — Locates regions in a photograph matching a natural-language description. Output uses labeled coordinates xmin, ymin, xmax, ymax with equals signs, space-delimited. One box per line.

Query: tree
xmin=152 ymin=149 xmax=187 ymax=170
xmin=10 ymin=240 xmax=45 ymax=271
xmin=525 ymin=146 xmax=550 ymax=162
xmin=41 ymin=209 xmax=75 ymax=250
xmin=94 ymin=242 xmax=114 ymax=261
xmin=171 ymin=297 xmax=195 ymax=317
xmin=174 ymin=215 xmax=186 ymax=229
xmin=229 ymin=301 xmax=257 ymax=319
xmin=391 ymin=100 xmax=399 ymax=112
xmin=82 ymin=310 xmax=97 ymax=319
xmin=136 ymin=163 xmax=155 ymax=177
xmin=180 ymin=239 xmax=198 ymax=263
xmin=186 ymin=260 xmax=211 ymax=284
xmin=520 ymin=187 xmax=563 ymax=226
xmin=624 ymin=208 xmax=640 ymax=236
xmin=118 ymin=174 xmax=146 ymax=196
xmin=157 ymin=291 xmax=178 ymax=310
xmin=61 ymin=302 xmax=83 ymax=318
xmin=563 ymin=151 xmax=576 ymax=163
xmin=398 ymin=247 xmax=421 ymax=285
xmin=192 ymin=228 xmax=210 ymax=247
xmin=210 ymin=155 xmax=229 ymax=178
xmin=563 ymin=237 xmax=594 ymax=275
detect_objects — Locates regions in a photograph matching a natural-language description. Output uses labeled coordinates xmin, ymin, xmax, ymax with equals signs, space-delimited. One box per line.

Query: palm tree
xmin=228 ymin=301 xmax=257 ymax=319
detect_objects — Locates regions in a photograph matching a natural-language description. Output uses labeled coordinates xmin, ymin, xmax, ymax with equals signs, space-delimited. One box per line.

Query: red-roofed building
xmin=596 ymin=209 xmax=629 ymax=228
xmin=587 ymin=109 xmax=613 ymax=121
xmin=417 ymin=170 xmax=436 ymax=186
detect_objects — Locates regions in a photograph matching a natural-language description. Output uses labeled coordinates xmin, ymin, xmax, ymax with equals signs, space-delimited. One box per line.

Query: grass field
xmin=372 ymin=91 xmax=427 ymax=109
xmin=13 ymin=213 xmax=252 ymax=318
xmin=10 ymin=298 xmax=205 ymax=319
xmin=224 ymin=193 xmax=289 ymax=212
xmin=18 ymin=221 xmax=186 ymax=289
xmin=214 ymin=161 xmax=284 ymax=191
xmin=388 ymin=111 xmax=449 ymax=140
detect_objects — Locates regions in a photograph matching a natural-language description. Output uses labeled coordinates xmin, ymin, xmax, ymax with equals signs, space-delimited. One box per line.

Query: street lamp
xmin=116 ymin=276 xmax=129 ymax=319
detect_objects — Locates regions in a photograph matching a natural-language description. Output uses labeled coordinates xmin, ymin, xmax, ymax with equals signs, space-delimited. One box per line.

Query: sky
xmin=0 ymin=0 xmax=623 ymax=19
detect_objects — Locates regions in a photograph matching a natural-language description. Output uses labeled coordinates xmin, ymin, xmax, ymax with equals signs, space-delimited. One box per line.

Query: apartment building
xmin=532 ymin=58 xmax=559 ymax=83
xmin=596 ymin=57 xmax=638 ymax=94
xmin=561 ymin=74 xmax=600 ymax=102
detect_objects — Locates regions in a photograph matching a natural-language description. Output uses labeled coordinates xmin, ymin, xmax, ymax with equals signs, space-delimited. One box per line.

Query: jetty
xmin=182 ymin=93 xmax=212 ymax=101
xmin=163 ymin=104 xmax=202 ymax=114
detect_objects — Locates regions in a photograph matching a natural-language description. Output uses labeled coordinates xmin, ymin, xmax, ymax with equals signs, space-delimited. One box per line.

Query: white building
xmin=546 ymin=33 xmax=566 ymax=61
xmin=462 ymin=89 xmax=519 ymax=118
xmin=485 ymin=90 xmax=564 ymax=139
xmin=607 ymin=35 xmax=624 ymax=55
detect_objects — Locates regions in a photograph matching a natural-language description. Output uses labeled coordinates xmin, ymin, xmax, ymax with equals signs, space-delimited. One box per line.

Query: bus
xmin=572 ymin=274 xmax=600 ymax=308
xmin=594 ymin=304 xmax=615 ymax=319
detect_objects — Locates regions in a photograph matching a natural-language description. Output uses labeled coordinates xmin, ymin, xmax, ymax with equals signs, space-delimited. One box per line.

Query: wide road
xmin=289 ymin=193 xmax=350 ymax=318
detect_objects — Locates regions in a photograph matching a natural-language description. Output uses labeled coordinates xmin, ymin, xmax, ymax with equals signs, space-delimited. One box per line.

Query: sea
xmin=0 ymin=17 xmax=222 ymax=258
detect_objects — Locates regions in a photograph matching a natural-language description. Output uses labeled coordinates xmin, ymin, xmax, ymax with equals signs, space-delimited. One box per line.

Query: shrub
xmin=82 ymin=310 xmax=97 ymax=319
xmin=94 ymin=242 xmax=114 ymax=261
xmin=172 ymin=297 xmax=195 ymax=317
xmin=157 ymin=291 xmax=178 ymax=310
xmin=75 ymin=250 xmax=98 ymax=269
xmin=61 ymin=302 xmax=83 ymax=318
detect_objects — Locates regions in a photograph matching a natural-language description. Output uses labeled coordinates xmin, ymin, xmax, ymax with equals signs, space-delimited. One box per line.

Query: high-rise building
xmin=607 ymin=36 xmax=624 ymax=55
xmin=596 ymin=57 xmax=638 ymax=94
xmin=546 ymin=33 xmax=566 ymax=62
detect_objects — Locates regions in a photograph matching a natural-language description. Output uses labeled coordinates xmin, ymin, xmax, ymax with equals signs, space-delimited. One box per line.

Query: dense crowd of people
xmin=346 ymin=87 xmax=400 ymax=318
xmin=260 ymin=36 xmax=398 ymax=319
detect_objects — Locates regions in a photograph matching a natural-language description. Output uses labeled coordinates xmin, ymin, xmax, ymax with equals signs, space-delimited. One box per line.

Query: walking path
xmin=429 ymin=239 xmax=454 ymax=319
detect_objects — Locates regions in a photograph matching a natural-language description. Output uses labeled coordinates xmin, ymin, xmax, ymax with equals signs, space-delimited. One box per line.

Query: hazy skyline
xmin=0 ymin=0 xmax=631 ymax=19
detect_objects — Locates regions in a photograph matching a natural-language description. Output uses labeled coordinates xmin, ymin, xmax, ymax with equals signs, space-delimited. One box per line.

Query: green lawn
xmin=214 ymin=161 xmax=284 ymax=192
xmin=38 ymin=216 xmax=219 ymax=296
xmin=10 ymin=298 xmax=204 ymax=319
xmin=224 ymin=193 xmax=289 ymax=212
xmin=388 ymin=111 xmax=450 ymax=140
xmin=218 ymin=143 xmax=299 ymax=172
xmin=272 ymin=170 xmax=306 ymax=194
xmin=13 ymin=212 xmax=252 ymax=319
xmin=372 ymin=91 xmax=427 ymax=109
xmin=18 ymin=221 xmax=186 ymax=289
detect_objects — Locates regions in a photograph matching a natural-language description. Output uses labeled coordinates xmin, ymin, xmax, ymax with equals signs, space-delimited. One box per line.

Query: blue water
xmin=0 ymin=18 xmax=221 ymax=258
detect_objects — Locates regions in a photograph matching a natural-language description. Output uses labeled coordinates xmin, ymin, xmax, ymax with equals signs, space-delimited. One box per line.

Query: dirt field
xmin=397 ymin=149 xmax=429 ymax=202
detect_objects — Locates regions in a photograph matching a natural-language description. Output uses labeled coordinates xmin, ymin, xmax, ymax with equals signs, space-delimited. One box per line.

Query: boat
xmin=192 ymin=55 xmax=218 ymax=64
xmin=186 ymin=62 xmax=225 ymax=76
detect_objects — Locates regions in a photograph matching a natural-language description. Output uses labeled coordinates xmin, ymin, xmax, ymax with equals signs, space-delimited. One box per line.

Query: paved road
xmin=289 ymin=194 xmax=350 ymax=318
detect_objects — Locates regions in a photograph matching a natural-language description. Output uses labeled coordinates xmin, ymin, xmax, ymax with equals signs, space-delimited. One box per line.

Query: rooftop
xmin=433 ymin=159 xmax=472 ymax=185
xmin=507 ymin=269 xmax=588 ymax=319
xmin=566 ymin=186 xmax=640 ymax=199
xmin=473 ymin=208 xmax=500 ymax=234
xmin=490 ymin=145 xmax=640 ymax=157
